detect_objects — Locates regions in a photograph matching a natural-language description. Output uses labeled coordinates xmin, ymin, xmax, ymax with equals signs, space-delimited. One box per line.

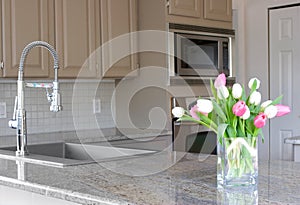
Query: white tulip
xmin=264 ymin=105 xmax=278 ymax=119
xmin=249 ymin=91 xmax=261 ymax=105
xmin=241 ymin=106 xmax=250 ymax=120
xmin=197 ymin=99 xmax=213 ymax=114
xmin=217 ymin=85 xmax=229 ymax=99
xmin=248 ymin=77 xmax=261 ymax=90
xmin=232 ymin=83 xmax=243 ymax=99
xmin=172 ymin=107 xmax=185 ymax=118
xmin=261 ymin=100 xmax=272 ymax=108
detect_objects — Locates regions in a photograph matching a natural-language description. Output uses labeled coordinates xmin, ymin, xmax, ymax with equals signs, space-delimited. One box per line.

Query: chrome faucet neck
xmin=18 ymin=41 xmax=59 ymax=81
xmin=9 ymin=41 xmax=61 ymax=157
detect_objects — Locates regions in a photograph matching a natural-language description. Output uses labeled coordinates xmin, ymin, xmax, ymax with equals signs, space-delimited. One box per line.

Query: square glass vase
xmin=217 ymin=137 xmax=258 ymax=188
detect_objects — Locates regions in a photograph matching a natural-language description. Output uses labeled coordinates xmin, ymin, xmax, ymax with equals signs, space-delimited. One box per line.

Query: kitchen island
xmin=0 ymin=150 xmax=299 ymax=205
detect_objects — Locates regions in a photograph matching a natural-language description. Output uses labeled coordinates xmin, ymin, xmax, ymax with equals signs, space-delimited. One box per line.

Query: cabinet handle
xmin=0 ymin=61 xmax=3 ymax=70
xmin=166 ymin=0 xmax=170 ymax=7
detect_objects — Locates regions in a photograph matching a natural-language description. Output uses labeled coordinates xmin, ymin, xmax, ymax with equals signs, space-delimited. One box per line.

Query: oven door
xmin=173 ymin=121 xmax=217 ymax=154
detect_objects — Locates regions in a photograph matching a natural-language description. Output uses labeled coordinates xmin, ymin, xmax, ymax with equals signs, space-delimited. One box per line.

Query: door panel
xmin=0 ymin=0 xmax=2 ymax=77
xmin=100 ymin=0 xmax=137 ymax=77
xmin=168 ymin=0 xmax=202 ymax=18
xmin=269 ymin=6 xmax=300 ymax=160
xmin=55 ymin=0 xmax=98 ymax=78
xmin=2 ymin=0 xmax=54 ymax=77
xmin=203 ymin=0 xmax=231 ymax=22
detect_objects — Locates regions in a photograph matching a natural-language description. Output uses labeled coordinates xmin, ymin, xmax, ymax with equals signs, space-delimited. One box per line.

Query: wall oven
xmin=171 ymin=97 xmax=217 ymax=154
xmin=169 ymin=23 xmax=235 ymax=77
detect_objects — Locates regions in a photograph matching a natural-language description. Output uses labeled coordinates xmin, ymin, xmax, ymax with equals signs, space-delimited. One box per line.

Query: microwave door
xmin=176 ymin=35 xmax=220 ymax=76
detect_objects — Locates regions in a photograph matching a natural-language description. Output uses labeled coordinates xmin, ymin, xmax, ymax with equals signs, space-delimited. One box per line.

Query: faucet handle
xmin=8 ymin=96 xmax=18 ymax=129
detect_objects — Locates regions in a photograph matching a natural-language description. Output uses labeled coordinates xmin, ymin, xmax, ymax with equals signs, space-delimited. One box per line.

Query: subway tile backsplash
xmin=0 ymin=80 xmax=115 ymax=137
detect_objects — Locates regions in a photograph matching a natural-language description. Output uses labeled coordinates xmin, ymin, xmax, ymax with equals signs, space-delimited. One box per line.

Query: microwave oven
xmin=169 ymin=24 xmax=234 ymax=77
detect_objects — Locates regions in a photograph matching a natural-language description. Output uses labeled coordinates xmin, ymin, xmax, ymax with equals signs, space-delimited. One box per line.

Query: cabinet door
xmin=203 ymin=0 xmax=232 ymax=22
xmin=55 ymin=0 xmax=99 ymax=78
xmin=1 ymin=0 xmax=54 ymax=78
xmin=168 ymin=0 xmax=202 ymax=18
xmin=0 ymin=0 xmax=2 ymax=77
xmin=100 ymin=0 xmax=138 ymax=78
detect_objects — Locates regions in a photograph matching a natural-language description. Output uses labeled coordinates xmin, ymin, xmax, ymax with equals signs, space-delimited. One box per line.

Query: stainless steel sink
xmin=0 ymin=142 xmax=156 ymax=167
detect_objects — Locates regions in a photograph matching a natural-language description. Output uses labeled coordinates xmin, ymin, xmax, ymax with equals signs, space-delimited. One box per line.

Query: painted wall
xmin=0 ymin=80 xmax=115 ymax=141
xmin=234 ymin=0 xmax=300 ymax=159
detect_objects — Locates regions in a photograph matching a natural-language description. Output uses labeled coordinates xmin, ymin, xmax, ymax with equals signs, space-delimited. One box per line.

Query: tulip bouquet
xmin=172 ymin=73 xmax=290 ymax=187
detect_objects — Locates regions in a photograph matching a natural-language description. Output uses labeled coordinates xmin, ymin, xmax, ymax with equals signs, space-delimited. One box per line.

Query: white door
xmin=269 ymin=6 xmax=300 ymax=160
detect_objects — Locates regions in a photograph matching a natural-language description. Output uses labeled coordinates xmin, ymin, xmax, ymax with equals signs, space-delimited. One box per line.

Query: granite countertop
xmin=0 ymin=150 xmax=299 ymax=205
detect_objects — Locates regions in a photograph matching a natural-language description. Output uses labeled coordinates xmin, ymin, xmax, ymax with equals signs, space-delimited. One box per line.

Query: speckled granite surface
xmin=0 ymin=150 xmax=299 ymax=205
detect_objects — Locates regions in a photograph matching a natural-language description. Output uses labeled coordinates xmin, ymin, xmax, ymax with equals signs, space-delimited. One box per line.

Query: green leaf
xmin=227 ymin=94 xmax=236 ymax=125
xmin=241 ymin=85 xmax=247 ymax=102
xmin=198 ymin=113 xmax=218 ymax=131
xmin=271 ymin=95 xmax=283 ymax=105
xmin=211 ymin=100 xmax=227 ymax=122
xmin=232 ymin=116 xmax=238 ymax=130
xmin=226 ymin=125 xmax=237 ymax=138
xmin=260 ymin=129 xmax=265 ymax=143
xmin=238 ymin=118 xmax=245 ymax=136
xmin=246 ymin=80 xmax=258 ymax=104
xmin=251 ymin=79 xmax=257 ymax=93
xmin=210 ymin=79 xmax=218 ymax=101
xmin=218 ymin=123 xmax=229 ymax=145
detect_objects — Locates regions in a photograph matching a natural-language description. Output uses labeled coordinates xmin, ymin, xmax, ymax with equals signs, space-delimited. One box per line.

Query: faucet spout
xmin=9 ymin=41 xmax=62 ymax=156
xmin=18 ymin=41 xmax=59 ymax=81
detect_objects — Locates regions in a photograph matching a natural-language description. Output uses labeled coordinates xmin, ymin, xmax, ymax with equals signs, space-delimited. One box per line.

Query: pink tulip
xmin=254 ymin=113 xmax=267 ymax=128
xmin=232 ymin=101 xmax=247 ymax=117
xmin=214 ymin=73 xmax=226 ymax=88
xmin=275 ymin=104 xmax=291 ymax=117
xmin=190 ymin=105 xmax=200 ymax=120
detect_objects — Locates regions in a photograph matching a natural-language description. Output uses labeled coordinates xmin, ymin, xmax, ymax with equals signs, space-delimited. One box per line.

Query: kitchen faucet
xmin=8 ymin=41 xmax=62 ymax=156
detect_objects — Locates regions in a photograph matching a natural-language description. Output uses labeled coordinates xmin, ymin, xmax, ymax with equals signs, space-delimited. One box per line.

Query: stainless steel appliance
xmin=169 ymin=23 xmax=234 ymax=77
xmin=171 ymin=97 xmax=217 ymax=154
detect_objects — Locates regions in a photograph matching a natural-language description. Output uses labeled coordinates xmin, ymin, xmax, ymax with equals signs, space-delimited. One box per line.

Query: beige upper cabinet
xmin=1 ymin=0 xmax=55 ymax=78
xmin=203 ymin=0 xmax=232 ymax=22
xmin=0 ymin=1 xmax=2 ymax=77
xmin=55 ymin=0 xmax=100 ymax=78
xmin=0 ymin=0 xmax=137 ymax=79
xmin=168 ymin=0 xmax=202 ymax=18
xmin=167 ymin=0 xmax=232 ymax=29
xmin=100 ymin=0 xmax=138 ymax=78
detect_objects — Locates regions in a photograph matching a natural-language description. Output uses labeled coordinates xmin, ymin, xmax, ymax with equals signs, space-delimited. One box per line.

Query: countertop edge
xmin=0 ymin=175 xmax=126 ymax=205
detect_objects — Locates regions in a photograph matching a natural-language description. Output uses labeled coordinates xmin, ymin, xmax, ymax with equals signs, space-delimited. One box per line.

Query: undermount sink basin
xmin=0 ymin=142 xmax=156 ymax=167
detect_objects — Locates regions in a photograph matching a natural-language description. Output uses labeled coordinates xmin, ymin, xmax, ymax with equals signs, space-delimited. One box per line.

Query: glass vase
xmin=217 ymin=137 xmax=258 ymax=188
